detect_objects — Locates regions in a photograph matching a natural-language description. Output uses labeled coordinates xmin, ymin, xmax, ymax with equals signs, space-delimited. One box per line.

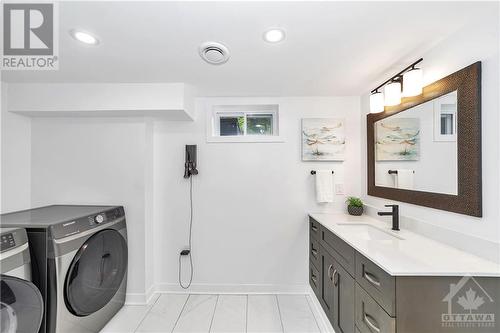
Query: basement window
xmin=207 ymin=104 xmax=282 ymax=142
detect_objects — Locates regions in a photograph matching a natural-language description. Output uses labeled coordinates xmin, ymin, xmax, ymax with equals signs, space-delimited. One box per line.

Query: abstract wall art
xmin=302 ymin=118 xmax=346 ymax=161
xmin=375 ymin=117 xmax=420 ymax=161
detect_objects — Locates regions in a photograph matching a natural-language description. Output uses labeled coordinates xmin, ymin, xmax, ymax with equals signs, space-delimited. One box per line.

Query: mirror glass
xmin=374 ymin=91 xmax=458 ymax=195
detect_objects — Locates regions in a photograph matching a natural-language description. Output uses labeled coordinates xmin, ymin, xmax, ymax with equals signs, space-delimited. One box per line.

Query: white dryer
xmin=0 ymin=227 xmax=44 ymax=333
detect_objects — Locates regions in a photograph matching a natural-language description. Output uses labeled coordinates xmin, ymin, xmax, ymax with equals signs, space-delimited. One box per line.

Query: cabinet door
xmin=320 ymin=247 xmax=335 ymax=323
xmin=332 ymin=259 xmax=355 ymax=333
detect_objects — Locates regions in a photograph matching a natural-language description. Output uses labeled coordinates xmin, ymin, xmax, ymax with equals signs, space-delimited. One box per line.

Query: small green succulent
xmin=346 ymin=196 xmax=363 ymax=208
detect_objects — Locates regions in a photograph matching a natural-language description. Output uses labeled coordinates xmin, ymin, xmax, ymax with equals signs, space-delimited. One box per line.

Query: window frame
xmin=433 ymin=91 xmax=457 ymax=142
xmin=207 ymin=103 xmax=283 ymax=143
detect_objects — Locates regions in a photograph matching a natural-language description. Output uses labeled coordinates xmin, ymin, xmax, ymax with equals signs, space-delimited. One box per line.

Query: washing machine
xmin=0 ymin=205 xmax=128 ymax=333
xmin=0 ymin=227 xmax=44 ymax=333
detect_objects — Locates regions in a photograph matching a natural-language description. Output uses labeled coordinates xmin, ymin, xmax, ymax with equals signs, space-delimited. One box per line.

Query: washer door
xmin=64 ymin=229 xmax=128 ymax=317
xmin=0 ymin=275 xmax=44 ymax=333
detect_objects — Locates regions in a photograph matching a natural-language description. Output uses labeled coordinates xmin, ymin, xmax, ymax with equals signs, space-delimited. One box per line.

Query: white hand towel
xmin=315 ymin=170 xmax=334 ymax=203
xmin=395 ymin=169 xmax=414 ymax=190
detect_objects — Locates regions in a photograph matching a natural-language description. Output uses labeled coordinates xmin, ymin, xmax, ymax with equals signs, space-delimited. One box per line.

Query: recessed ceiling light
xmin=263 ymin=28 xmax=286 ymax=43
xmin=70 ymin=29 xmax=99 ymax=45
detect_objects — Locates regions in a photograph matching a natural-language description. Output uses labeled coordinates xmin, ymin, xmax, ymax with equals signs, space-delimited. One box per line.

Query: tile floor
xmin=101 ymin=294 xmax=324 ymax=333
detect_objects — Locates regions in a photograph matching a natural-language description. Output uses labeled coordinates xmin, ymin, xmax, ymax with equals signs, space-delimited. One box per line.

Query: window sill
xmin=206 ymin=135 xmax=285 ymax=143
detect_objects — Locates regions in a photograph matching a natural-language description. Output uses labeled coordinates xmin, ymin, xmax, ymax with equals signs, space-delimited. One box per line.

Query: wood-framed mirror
xmin=367 ymin=62 xmax=482 ymax=217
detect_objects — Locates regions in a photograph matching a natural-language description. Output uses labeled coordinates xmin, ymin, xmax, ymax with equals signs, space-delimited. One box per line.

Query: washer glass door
xmin=0 ymin=275 xmax=44 ymax=333
xmin=65 ymin=229 xmax=128 ymax=316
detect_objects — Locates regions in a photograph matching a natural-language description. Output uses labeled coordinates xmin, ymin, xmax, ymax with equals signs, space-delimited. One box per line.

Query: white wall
xmin=361 ymin=11 xmax=500 ymax=261
xmin=30 ymin=117 xmax=154 ymax=302
xmin=6 ymin=83 xmax=195 ymax=119
xmin=153 ymin=96 xmax=361 ymax=292
xmin=5 ymin=93 xmax=360 ymax=300
xmin=1 ymin=84 xmax=31 ymax=213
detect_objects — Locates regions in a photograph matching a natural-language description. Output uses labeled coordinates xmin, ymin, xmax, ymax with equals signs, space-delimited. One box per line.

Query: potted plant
xmin=346 ymin=196 xmax=364 ymax=216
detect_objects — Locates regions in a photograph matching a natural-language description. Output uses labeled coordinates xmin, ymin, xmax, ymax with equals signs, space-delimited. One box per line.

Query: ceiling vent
xmin=199 ymin=42 xmax=230 ymax=65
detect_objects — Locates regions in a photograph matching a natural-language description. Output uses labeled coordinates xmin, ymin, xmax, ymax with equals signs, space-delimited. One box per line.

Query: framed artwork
xmin=302 ymin=118 xmax=345 ymax=161
xmin=375 ymin=118 xmax=420 ymax=161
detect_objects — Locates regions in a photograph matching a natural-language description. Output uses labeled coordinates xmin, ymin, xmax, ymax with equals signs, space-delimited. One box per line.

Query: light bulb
xmin=402 ymin=68 xmax=423 ymax=97
xmin=263 ymin=28 xmax=286 ymax=43
xmin=384 ymin=81 xmax=402 ymax=106
xmin=70 ymin=30 xmax=99 ymax=45
xmin=370 ymin=91 xmax=385 ymax=113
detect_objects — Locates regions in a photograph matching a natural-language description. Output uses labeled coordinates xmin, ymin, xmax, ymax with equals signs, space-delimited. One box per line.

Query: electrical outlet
xmin=335 ymin=183 xmax=345 ymax=195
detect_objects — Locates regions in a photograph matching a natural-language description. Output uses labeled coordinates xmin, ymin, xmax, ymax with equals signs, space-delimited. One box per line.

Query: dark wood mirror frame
xmin=367 ymin=62 xmax=482 ymax=217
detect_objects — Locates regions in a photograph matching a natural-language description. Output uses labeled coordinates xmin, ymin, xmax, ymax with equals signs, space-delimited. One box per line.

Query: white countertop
xmin=309 ymin=212 xmax=500 ymax=277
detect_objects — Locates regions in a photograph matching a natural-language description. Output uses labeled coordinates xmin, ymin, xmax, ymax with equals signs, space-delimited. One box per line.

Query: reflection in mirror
xmin=374 ymin=91 xmax=458 ymax=195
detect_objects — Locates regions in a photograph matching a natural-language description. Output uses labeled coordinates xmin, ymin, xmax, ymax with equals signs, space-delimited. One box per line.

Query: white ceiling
xmin=1 ymin=1 xmax=493 ymax=96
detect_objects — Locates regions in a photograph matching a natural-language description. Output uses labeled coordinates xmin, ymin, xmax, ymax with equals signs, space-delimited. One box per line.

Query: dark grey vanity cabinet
xmin=355 ymin=253 xmax=396 ymax=317
xmin=333 ymin=258 xmax=356 ymax=333
xmin=309 ymin=216 xmax=500 ymax=333
xmin=313 ymin=222 xmax=356 ymax=333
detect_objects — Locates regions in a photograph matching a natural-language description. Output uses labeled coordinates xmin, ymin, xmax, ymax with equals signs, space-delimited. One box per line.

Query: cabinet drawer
xmin=355 ymin=284 xmax=395 ymax=333
xmin=309 ymin=217 xmax=320 ymax=240
xmin=310 ymin=237 xmax=320 ymax=269
xmin=309 ymin=262 xmax=321 ymax=299
xmin=355 ymin=253 xmax=396 ymax=316
xmin=321 ymin=227 xmax=355 ymax=276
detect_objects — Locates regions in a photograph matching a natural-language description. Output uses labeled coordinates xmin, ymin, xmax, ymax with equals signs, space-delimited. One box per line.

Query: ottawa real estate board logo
xmin=2 ymin=2 xmax=58 ymax=70
xmin=441 ymin=276 xmax=495 ymax=329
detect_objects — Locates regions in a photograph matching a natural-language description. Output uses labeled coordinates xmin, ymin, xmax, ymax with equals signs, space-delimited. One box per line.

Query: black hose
xmin=179 ymin=176 xmax=194 ymax=289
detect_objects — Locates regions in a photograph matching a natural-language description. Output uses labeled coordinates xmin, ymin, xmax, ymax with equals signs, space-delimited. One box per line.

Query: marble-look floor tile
xmin=173 ymin=294 xmax=218 ymax=333
xmin=247 ymin=295 xmax=283 ymax=333
xmin=136 ymin=294 xmax=189 ymax=333
xmin=210 ymin=295 xmax=247 ymax=333
xmin=277 ymin=295 xmax=320 ymax=333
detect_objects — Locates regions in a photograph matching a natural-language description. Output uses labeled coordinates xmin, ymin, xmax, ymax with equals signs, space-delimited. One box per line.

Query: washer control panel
xmin=0 ymin=233 xmax=16 ymax=252
xmin=49 ymin=206 xmax=126 ymax=239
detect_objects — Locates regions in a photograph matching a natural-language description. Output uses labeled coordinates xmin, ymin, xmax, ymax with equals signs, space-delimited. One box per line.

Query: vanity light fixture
xmin=263 ymin=28 xmax=286 ymax=43
xmin=70 ymin=29 xmax=99 ymax=45
xmin=369 ymin=58 xmax=423 ymax=113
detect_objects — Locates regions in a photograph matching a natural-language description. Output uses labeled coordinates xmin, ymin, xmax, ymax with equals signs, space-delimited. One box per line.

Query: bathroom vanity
xmin=308 ymin=213 xmax=500 ymax=333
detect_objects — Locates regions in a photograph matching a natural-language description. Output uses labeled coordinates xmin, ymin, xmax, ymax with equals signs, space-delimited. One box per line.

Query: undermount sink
xmin=336 ymin=223 xmax=404 ymax=241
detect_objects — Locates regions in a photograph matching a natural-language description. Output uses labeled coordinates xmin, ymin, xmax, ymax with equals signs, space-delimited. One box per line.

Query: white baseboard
xmin=306 ymin=286 xmax=334 ymax=333
xmin=156 ymin=283 xmax=309 ymax=294
xmin=125 ymin=292 xmax=148 ymax=305
xmin=125 ymin=284 xmax=157 ymax=305
xmin=125 ymin=283 xmax=309 ymax=305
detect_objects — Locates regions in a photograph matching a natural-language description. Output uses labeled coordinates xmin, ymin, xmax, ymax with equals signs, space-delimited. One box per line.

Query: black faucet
xmin=377 ymin=204 xmax=399 ymax=231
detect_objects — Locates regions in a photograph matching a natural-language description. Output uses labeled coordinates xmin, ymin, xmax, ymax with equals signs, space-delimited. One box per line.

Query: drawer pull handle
xmin=311 ymin=248 xmax=318 ymax=256
xmin=333 ymin=269 xmax=338 ymax=286
xmin=364 ymin=313 xmax=381 ymax=333
xmin=311 ymin=274 xmax=318 ymax=284
xmin=364 ymin=271 xmax=381 ymax=287
xmin=311 ymin=225 xmax=318 ymax=232
xmin=327 ymin=265 xmax=334 ymax=280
